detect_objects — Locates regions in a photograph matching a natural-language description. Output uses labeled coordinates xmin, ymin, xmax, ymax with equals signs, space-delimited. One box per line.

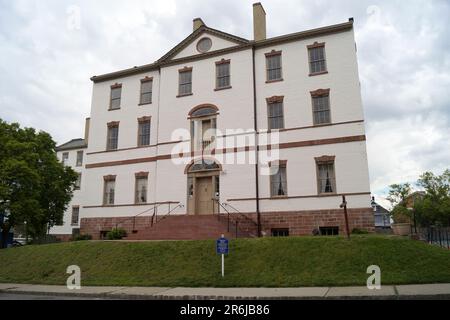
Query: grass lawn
xmin=0 ymin=235 xmax=449 ymax=287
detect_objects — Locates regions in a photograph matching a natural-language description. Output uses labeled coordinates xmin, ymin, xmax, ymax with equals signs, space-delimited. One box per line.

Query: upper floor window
xmin=62 ymin=152 xmax=69 ymax=165
xmin=270 ymin=161 xmax=287 ymax=197
xmin=71 ymin=206 xmax=80 ymax=226
xmin=308 ymin=42 xmax=327 ymax=75
xmin=178 ymin=67 xmax=192 ymax=96
xmin=107 ymin=122 xmax=119 ymax=151
xmin=75 ymin=173 xmax=82 ymax=190
xmin=311 ymin=89 xmax=331 ymax=125
xmin=267 ymin=96 xmax=285 ymax=130
xmin=216 ymin=59 xmax=230 ymax=89
xmin=315 ymin=156 xmax=336 ymax=194
xmin=103 ymin=175 xmax=116 ymax=205
xmin=76 ymin=151 xmax=83 ymax=167
xmin=140 ymin=78 xmax=153 ymax=105
xmin=265 ymin=50 xmax=282 ymax=82
xmin=135 ymin=172 xmax=148 ymax=204
xmin=138 ymin=117 xmax=151 ymax=147
xmin=189 ymin=105 xmax=218 ymax=152
xmin=110 ymin=84 xmax=122 ymax=110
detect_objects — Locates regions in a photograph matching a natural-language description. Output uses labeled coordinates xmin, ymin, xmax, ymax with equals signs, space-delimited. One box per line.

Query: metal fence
xmin=418 ymin=227 xmax=450 ymax=249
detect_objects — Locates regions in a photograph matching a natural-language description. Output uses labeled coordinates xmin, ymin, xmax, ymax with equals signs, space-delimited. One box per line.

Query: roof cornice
xmin=90 ymin=20 xmax=353 ymax=83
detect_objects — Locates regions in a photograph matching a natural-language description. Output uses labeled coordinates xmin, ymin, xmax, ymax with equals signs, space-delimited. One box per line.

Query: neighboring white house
xmin=51 ymin=3 xmax=373 ymax=240
xmin=52 ymin=138 xmax=87 ymax=240
xmin=371 ymin=197 xmax=391 ymax=229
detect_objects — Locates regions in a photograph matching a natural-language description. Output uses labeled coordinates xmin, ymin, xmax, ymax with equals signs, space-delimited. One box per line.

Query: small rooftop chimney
xmin=193 ymin=18 xmax=205 ymax=31
xmin=253 ymin=2 xmax=266 ymax=41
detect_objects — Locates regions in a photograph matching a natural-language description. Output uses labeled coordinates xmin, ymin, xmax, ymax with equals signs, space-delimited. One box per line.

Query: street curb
xmin=1 ymin=285 xmax=450 ymax=300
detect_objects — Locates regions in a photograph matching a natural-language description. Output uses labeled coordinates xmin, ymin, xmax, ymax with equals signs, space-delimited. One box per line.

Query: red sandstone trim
xmin=85 ymin=135 xmax=366 ymax=169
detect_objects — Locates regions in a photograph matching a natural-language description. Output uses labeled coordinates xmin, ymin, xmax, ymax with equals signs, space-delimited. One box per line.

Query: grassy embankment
xmin=0 ymin=235 xmax=449 ymax=287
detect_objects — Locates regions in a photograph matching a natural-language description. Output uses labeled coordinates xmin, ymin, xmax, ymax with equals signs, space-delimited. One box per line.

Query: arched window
xmin=191 ymin=107 xmax=217 ymax=118
xmin=189 ymin=105 xmax=218 ymax=152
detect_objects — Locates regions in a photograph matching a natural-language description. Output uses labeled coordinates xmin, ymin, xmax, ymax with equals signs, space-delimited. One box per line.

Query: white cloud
xmin=0 ymin=0 xmax=449 ymax=195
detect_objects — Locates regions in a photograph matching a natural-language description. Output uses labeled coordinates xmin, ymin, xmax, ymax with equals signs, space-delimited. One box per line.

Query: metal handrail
xmin=214 ymin=200 xmax=258 ymax=238
xmin=114 ymin=202 xmax=180 ymax=231
xmin=222 ymin=202 xmax=258 ymax=228
xmin=150 ymin=203 xmax=184 ymax=227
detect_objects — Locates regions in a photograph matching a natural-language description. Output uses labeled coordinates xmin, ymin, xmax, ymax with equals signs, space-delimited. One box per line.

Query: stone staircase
xmin=124 ymin=214 xmax=241 ymax=240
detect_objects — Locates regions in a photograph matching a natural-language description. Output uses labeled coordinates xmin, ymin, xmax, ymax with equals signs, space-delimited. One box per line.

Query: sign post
xmin=216 ymin=234 xmax=229 ymax=277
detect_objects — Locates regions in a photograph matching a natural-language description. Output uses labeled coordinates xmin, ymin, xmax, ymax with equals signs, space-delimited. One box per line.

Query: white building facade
xmin=51 ymin=3 xmax=373 ymax=240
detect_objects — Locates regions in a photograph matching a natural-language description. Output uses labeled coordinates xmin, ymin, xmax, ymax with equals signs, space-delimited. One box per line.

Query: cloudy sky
xmin=0 ymin=0 xmax=449 ymax=205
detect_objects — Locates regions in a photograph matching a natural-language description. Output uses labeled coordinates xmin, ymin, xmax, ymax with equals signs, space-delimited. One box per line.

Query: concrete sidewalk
xmin=1 ymin=283 xmax=450 ymax=300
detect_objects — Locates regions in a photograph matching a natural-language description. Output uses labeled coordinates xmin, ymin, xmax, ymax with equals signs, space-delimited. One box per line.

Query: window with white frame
xmin=216 ymin=60 xmax=230 ymax=89
xmin=103 ymin=177 xmax=116 ymax=205
xmin=135 ymin=174 xmax=148 ymax=204
xmin=270 ymin=162 xmax=287 ymax=197
xmin=178 ymin=69 xmax=192 ymax=96
xmin=266 ymin=51 xmax=282 ymax=81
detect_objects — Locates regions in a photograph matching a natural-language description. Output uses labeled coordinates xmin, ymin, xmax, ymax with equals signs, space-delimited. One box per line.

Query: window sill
xmin=138 ymin=102 xmax=152 ymax=106
xmin=270 ymin=195 xmax=289 ymax=199
xmin=108 ymin=107 xmax=121 ymax=111
xmin=176 ymin=93 xmax=193 ymax=98
xmin=313 ymin=122 xmax=332 ymax=127
xmin=318 ymin=192 xmax=337 ymax=197
xmin=266 ymin=78 xmax=284 ymax=84
xmin=71 ymin=223 xmax=79 ymax=227
xmin=214 ymin=86 xmax=232 ymax=91
xmin=309 ymin=71 xmax=328 ymax=77
xmin=267 ymin=128 xmax=285 ymax=133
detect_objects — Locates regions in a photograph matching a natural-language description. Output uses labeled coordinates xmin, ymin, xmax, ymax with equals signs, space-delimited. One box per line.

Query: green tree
xmin=387 ymin=183 xmax=412 ymax=223
xmin=0 ymin=119 xmax=78 ymax=247
xmin=414 ymin=170 xmax=450 ymax=227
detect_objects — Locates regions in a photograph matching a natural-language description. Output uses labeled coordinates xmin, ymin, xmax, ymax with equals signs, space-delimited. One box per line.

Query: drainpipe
xmin=252 ymin=46 xmax=261 ymax=237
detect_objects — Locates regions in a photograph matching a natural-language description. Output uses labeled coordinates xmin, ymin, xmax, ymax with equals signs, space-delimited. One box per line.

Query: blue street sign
xmin=216 ymin=236 xmax=229 ymax=255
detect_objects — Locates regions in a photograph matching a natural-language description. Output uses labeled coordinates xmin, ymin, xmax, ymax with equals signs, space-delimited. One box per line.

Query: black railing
xmin=114 ymin=202 xmax=181 ymax=233
xmin=150 ymin=203 xmax=184 ymax=227
xmin=418 ymin=227 xmax=450 ymax=250
xmin=214 ymin=200 xmax=258 ymax=238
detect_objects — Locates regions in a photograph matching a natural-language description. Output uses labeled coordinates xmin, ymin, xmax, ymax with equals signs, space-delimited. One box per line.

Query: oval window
xmin=197 ymin=38 xmax=212 ymax=53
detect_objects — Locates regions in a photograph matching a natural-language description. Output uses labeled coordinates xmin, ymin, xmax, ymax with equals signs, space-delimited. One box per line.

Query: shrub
xmin=106 ymin=228 xmax=127 ymax=240
xmin=351 ymin=228 xmax=369 ymax=235
xmin=391 ymin=205 xmax=411 ymax=224
xmin=30 ymin=235 xmax=61 ymax=245
xmin=72 ymin=234 xmax=92 ymax=241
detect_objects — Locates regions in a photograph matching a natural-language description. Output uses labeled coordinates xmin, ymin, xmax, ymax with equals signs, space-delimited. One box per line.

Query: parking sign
xmin=216 ymin=236 xmax=229 ymax=255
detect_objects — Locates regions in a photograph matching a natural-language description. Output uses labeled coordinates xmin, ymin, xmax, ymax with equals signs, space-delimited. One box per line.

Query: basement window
xmin=271 ymin=228 xmax=289 ymax=237
xmin=319 ymin=226 xmax=339 ymax=236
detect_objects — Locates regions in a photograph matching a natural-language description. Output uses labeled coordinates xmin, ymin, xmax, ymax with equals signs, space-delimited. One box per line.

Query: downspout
xmin=252 ymin=45 xmax=261 ymax=237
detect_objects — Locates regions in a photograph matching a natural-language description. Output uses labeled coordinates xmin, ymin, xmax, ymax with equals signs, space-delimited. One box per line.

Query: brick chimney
xmin=193 ymin=18 xmax=205 ymax=31
xmin=253 ymin=2 xmax=266 ymax=41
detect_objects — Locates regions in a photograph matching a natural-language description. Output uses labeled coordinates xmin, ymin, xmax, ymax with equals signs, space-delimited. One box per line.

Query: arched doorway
xmin=185 ymin=158 xmax=221 ymax=215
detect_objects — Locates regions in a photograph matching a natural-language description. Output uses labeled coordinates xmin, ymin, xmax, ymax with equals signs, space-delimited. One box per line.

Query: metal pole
xmin=342 ymin=195 xmax=351 ymax=239
xmin=236 ymin=221 xmax=238 ymax=239
xmin=222 ymin=254 xmax=224 ymax=277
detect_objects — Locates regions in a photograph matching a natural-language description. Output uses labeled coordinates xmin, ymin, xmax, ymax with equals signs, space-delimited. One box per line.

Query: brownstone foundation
xmin=80 ymin=208 xmax=374 ymax=240
xmin=253 ymin=208 xmax=374 ymax=236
